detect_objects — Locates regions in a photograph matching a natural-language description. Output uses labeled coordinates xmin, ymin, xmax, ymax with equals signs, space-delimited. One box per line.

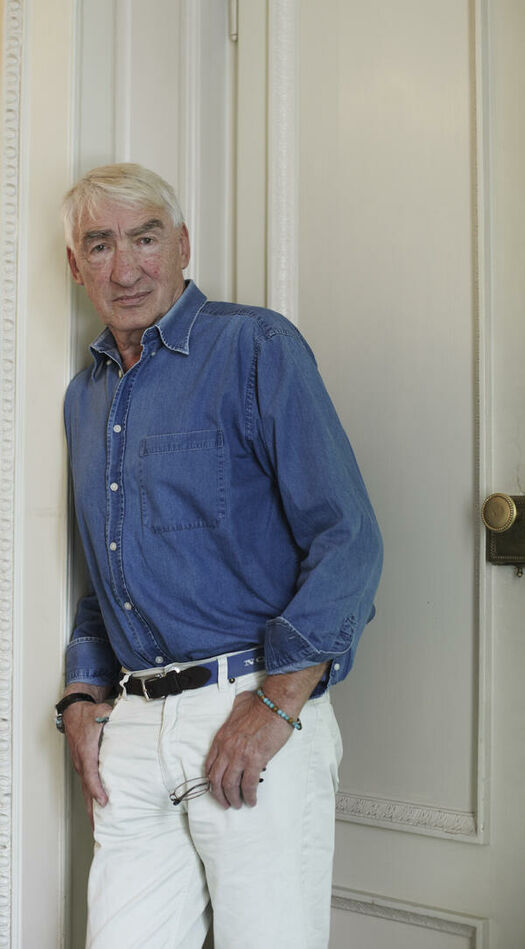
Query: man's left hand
xmin=205 ymin=660 xmax=329 ymax=809
xmin=204 ymin=690 xmax=292 ymax=809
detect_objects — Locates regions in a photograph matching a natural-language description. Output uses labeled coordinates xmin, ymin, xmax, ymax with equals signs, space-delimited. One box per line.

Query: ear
xmin=67 ymin=246 xmax=84 ymax=285
xmin=178 ymin=224 xmax=191 ymax=270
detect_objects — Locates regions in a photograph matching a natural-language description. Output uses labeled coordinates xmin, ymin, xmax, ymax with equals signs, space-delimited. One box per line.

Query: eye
xmin=90 ymin=243 xmax=107 ymax=254
xmin=139 ymin=236 xmax=154 ymax=246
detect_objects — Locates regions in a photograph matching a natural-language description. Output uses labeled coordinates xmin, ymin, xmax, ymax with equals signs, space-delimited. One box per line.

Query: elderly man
xmin=56 ymin=163 xmax=382 ymax=948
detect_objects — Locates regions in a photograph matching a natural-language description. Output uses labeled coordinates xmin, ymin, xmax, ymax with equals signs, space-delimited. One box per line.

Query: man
xmin=56 ymin=163 xmax=382 ymax=948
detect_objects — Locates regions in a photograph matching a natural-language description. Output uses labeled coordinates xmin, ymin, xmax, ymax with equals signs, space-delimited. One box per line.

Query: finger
xmin=204 ymin=742 xmax=219 ymax=777
xmin=221 ymin=768 xmax=244 ymax=810
xmin=240 ymin=766 xmax=262 ymax=807
xmin=79 ymin=746 xmax=108 ymax=808
xmin=81 ymin=783 xmax=95 ymax=830
xmin=85 ymin=768 xmax=108 ymax=808
xmin=207 ymin=758 xmax=232 ymax=810
xmin=208 ymin=775 xmax=230 ymax=809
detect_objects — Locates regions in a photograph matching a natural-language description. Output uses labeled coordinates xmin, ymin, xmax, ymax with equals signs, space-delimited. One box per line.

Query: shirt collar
xmin=89 ymin=281 xmax=207 ymax=378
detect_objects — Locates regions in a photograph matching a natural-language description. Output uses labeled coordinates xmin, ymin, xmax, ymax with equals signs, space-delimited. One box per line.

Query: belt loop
xmin=217 ymin=655 xmax=229 ymax=692
xmin=119 ymin=671 xmax=131 ymax=698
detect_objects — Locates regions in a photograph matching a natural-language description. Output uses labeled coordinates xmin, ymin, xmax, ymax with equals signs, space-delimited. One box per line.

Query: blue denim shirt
xmin=65 ymin=281 xmax=382 ymax=694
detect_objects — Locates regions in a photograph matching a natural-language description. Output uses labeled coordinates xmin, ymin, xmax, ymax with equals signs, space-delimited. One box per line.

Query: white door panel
xmin=299 ymin=0 xmax=478 ymax=825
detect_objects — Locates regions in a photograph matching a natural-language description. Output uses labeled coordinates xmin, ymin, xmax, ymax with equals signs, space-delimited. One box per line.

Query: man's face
xmin=67 ymin=199 xmax=191 ymax=337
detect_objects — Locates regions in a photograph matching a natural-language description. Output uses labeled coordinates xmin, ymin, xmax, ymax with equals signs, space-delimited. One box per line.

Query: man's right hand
xmin=61 ymin=685 xmax=113 ymax=828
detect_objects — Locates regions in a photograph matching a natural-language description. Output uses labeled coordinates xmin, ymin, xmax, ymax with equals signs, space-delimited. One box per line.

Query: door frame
xmin=0 ymin=0 xmax=76 ymax=944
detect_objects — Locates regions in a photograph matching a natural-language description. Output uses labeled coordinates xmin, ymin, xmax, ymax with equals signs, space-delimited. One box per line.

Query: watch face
xmin=55 ymin=713 xmax=65 ymax=733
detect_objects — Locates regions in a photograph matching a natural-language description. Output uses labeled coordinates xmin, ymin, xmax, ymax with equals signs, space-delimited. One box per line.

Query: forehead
xmin=75 ymin=198 xmax=172 ymax=241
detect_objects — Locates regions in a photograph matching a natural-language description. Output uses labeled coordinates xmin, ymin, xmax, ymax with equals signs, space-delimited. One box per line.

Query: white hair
xmin=61 ymin=162 xmax=185 ymax=247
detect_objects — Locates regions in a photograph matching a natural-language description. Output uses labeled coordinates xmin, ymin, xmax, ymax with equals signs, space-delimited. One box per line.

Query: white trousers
xmin=87 ymin=661 xmax=343 ymax=949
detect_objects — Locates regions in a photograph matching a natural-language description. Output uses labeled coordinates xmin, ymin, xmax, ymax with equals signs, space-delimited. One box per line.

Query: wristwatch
xmin=55 ymin=692 xmax=96 ymax=733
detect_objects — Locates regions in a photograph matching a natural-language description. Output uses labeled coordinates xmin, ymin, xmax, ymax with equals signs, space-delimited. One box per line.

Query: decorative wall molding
xmin=472 ymin=0 xmax=492 ymax=851
xmin=114 ymin=0 xmax=132 ymax=162
xmin=0 ymin=2 xmax=24 ymax=945
xmin=267 ymin=0 xmax=299 ymax=324
xmin=336 ymin=792 xmax=477 ymax=840
xmin=332 ymin=887 xmax=487 ymax=947
xmin=178 ymin=0 xmax=202 ymax=285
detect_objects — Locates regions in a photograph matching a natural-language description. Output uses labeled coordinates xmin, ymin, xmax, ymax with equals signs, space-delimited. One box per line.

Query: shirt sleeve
xmin=65 ymin=590 xmax=122 ymax=687
xmin=248 ymin=325 xmax=383 ymax=686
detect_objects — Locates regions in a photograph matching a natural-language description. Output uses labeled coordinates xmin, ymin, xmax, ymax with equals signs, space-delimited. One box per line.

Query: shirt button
xmin=155 ymin=656 xmax=164 ymax=664
xmin=150 ymin=351 xmax=157 ymax=358
xmin=109 ymin=542 xmax=117 ymax=551
xmin=123 ymin=601 xmax=132 ymax=611
xmin=333 ymin=663 xmax=341 ymax=672
xmin=106 ymin=359 xmax=112 ymax=366
xmin=110 ymin=482 xmax=119 ymax=492
xmin=118 ymin=369 xmax=123 ymax=378
xmin=113 ymin=424 xmax=122 ymax=433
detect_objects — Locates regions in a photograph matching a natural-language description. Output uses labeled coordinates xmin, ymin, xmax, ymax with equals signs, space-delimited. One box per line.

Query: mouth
xmin=114 ymin=291 xmax=152 ymax=306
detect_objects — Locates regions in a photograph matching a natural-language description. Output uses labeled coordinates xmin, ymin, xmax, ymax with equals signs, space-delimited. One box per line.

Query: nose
xmin=111 ymin=245 xmax=141 ymax=286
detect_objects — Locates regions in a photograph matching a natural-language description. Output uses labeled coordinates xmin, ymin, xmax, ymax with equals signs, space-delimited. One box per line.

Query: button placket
xmin=105 ymin=355 xmax=166 ymax=661
xmin=106 ymin=370 xmax=133 ymax=612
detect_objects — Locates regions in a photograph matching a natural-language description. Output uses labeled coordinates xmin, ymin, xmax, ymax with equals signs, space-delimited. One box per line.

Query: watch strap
xmin=55 ymin=692 xmax=97 ymax=715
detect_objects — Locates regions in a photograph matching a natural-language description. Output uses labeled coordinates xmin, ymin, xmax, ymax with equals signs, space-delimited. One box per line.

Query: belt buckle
xmin=141 ymin=673 xmax=163 ymax=701
xmin=140 ymin=665 xmax=181 ymax=700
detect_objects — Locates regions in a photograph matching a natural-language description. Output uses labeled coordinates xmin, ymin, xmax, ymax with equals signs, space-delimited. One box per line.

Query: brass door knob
xmin=481 ymin=493 xmax=517 ymax=532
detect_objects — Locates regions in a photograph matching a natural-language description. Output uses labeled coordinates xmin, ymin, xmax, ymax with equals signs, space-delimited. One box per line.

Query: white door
xmin=65 ymin=1 xmax=525 ymax=944
xmin=232 ymin=1 xmax=524 ymax=947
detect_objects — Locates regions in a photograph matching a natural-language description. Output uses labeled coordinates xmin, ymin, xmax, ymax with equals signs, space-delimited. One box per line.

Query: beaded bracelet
xmin=256 ymin=688 xmax=303 ymax=731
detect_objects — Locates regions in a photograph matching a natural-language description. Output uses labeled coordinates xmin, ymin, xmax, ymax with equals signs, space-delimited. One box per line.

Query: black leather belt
xmin=124 ymin=665 xmax=212 ymax=700
xmin=122 ymin=647 xmax=265 ymax=701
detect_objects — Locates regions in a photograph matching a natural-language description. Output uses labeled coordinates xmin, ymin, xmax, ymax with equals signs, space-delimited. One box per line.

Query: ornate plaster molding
xmin=336 ymin=791 xmax=477 ymax=840
xmin=0 ymin=1 xmax=23 ymax=944
xmin=331 ymin=887 xmax=486 ymax=946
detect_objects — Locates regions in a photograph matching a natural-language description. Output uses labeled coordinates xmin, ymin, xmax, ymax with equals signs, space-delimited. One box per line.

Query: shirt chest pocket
xmin=139 ymin=430 xmax=226 ymax=532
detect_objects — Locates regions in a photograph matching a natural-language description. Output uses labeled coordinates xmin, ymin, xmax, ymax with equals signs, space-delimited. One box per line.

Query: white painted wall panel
xmin=76 ymin=0 xmax=116 ymax=172
xmin=125 ymin=0 xmax=181 ymax=180
xmin=299 ymin=0 xmax=476 ymax=815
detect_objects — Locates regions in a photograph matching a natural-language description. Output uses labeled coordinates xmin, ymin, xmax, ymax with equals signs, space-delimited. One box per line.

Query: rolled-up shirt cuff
xmin=264 ymin=615 xmax=351 ymax=672
xmin=65 ymin=636 xmax=120 ymax=686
